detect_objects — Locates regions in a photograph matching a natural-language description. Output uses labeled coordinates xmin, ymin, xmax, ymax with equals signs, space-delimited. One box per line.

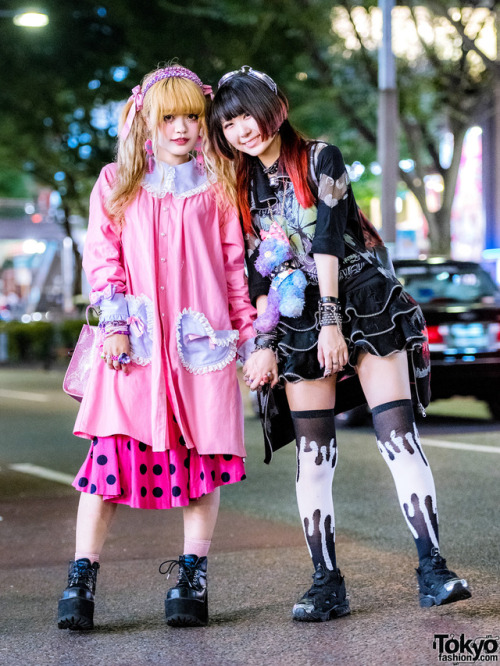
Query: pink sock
xmin=75 ymin=552 xmax=100 ymax=564
xmin=183 ymin=538 xmax=211 ymax=558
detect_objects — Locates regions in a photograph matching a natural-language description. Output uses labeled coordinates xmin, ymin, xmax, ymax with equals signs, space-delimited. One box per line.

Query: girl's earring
xmin=195 ymin=136 xmax=204 ymax=171
xmin=144 ymin=139 xmax=154 ymax=174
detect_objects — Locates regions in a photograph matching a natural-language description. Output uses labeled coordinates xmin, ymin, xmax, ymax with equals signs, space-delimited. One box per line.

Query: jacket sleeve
xmin=246 ymin=248 xmax=272 ymax=307
xmin=219 ymin=207 xmax=257 ymax=345
xmin=83 ymin=164 xmax=129 ymax=322
xmin=310 ymin=144 xmax=350 ymax=259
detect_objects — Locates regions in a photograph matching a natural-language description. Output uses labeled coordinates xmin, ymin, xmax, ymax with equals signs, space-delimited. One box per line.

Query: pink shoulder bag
xmin=62 ymin=317 xmax=98 ymax=402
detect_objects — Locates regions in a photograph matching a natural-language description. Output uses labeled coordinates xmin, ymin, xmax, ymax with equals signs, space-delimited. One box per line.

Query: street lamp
xmin=378 ymin=0 xmax=397 ymax=248
xmin=0 ymin=8 xmax=49 ymax=27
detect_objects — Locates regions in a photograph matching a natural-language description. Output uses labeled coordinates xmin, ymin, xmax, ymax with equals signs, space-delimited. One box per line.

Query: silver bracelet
xmin=318 ymin=301 xmax=343 ymax=332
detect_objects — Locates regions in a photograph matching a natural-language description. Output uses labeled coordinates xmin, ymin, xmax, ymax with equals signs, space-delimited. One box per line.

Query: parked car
xmin=337 ymin=257 xmax=500 ymax=426
xmin=394 ymin=257 xmax=500 ymax=420
xmin=252 ymin=258 xmax=500 ymax=425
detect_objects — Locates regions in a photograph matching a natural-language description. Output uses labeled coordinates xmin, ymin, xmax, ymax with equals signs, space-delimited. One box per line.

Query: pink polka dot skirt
xmin=72 ymin=434 xmax=246 ymax=510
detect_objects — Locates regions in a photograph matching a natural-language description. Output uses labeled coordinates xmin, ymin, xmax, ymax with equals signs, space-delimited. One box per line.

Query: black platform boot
xmin=160 ymin=555 xmax=208 ymax=627
xmin=57 ymin=558 xmax=100 ymax=630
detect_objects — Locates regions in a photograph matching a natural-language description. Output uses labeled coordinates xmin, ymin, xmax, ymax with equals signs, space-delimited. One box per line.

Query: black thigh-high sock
xmin=372 ymin=399 xmax=439 ymax=561
xmin=291 ymin=409 xmax=338 ymax=571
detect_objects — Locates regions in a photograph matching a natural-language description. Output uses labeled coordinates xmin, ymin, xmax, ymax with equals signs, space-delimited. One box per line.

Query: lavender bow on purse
xmin=62 ymin=323 xmax=98 ymax=402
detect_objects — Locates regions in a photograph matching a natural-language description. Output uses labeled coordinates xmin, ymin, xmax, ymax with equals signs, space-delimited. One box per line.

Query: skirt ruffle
xmin=276 ymin=275 xmax=426 ymax=382
xmin=73 ymin=435 xmax=246 ymax=510
xmin=343 ymin=277 xmax=426 ymax=364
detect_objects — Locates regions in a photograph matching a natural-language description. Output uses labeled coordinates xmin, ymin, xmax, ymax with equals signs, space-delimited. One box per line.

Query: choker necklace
xmin=260 ymin=158 xmax=280 ymax=188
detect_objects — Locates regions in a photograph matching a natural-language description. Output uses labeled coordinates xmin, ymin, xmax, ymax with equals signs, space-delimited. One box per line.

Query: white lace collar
xmin=142 ymin=158 xmax=211 ymax=199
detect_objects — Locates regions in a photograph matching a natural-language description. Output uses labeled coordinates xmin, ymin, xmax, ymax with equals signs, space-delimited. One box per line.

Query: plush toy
xmin=253 ymin=222 xmax=307 ymax=333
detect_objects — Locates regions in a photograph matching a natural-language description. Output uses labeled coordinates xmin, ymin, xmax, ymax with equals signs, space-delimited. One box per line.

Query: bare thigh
xmin=356 ymin=350 xmax=411 ymax=409
xmin=285 ymin=376 xmax=337 ymax=411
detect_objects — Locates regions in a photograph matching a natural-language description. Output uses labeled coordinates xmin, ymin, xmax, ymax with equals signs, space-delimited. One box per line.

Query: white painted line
xmin=9 ymin=463 xmax=74 ymax=485
xmin=0 ymin=389 xmax=50 ymax=403
xmin=421 ymin=438 xmax=500 ymax=455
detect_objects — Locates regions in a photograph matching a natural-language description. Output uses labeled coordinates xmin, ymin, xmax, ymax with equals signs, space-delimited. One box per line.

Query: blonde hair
xmin=107 ymin=69 xmax=208 ymax=223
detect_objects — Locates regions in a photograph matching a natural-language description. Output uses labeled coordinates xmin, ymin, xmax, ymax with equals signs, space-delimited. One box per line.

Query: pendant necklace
xmin=260 ymin=158 xmax=280 ymax=188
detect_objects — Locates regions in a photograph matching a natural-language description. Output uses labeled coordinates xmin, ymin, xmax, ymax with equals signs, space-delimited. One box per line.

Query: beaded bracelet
xmin=101 ymin=320 xmax=130 ymax=339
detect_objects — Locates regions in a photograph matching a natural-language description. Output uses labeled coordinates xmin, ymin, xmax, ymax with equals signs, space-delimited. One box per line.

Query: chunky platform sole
xmin=165 ymin=596 xmax=208 ymax=627
xmin=57 ymin=597 xmax=94 ymax=630
xmin=419 ymin=578 xmax=471 ymax=608
xmin=292 ymin=599 xmax=351 ymax=622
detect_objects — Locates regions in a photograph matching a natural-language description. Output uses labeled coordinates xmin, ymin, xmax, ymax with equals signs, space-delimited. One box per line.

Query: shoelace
xmin=159 ymin=559 xmax=200 ymax=588
xmin=69 ymin=561 xmax=96 ymax=589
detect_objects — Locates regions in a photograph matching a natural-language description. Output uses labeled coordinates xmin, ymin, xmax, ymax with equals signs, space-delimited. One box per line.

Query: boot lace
xmin=159 ymin=558 xmax=200 ymax=588
xmin=69 ymin=560 xmax=98 ymax=590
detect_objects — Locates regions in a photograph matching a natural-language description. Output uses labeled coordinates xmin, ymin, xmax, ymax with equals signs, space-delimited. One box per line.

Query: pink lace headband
xmin=120 ymin=66 xmax=213 ymax=141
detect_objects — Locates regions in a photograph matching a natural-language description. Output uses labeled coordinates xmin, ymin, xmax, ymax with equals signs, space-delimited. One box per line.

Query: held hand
xmin=242 ymin=348 xmax=279 ymax=391
xmin=317 ymin=326 xmax=348 ymax=377
xmin=102 ymin=334 xmax=131 ymax=374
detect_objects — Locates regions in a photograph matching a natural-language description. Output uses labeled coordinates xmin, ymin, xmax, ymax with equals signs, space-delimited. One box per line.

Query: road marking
xmin=421 ymin=438 xmax=500 ymax=454
xmin=9 ymin=463 xmax=74 ymax=485
xmin=0 ymin=389 xmax=50 ymax=403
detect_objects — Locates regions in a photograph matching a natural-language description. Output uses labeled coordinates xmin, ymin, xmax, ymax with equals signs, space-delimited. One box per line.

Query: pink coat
xmin=74 ymin=160 xmax=256 ymax=455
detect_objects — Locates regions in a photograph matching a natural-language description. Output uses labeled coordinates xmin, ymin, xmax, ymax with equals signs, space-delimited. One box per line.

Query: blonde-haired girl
xmin=57 ymin=64 xmax=255 ymax=630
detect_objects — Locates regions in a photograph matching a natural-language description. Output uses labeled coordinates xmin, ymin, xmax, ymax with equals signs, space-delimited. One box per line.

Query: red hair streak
xmin=237 ymin=123 xmax=315 ymax=235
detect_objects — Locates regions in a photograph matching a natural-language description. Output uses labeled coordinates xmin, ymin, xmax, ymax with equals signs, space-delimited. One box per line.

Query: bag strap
xmin=85 ymin=304 xmax=98 ymax=327
xmin=343 ymin=231 xmax=396 ymax=281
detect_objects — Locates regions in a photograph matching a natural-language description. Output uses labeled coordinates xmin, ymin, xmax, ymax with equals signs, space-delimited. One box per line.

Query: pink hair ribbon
xmin=120 ymin=86 xmax=144 ymax=141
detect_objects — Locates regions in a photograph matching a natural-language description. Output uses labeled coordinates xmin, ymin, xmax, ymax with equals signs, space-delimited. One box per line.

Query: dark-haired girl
xmin=207 ymin=66 xmax=470 ymax=621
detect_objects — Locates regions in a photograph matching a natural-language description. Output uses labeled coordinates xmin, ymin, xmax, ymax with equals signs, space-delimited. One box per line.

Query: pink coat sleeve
xmin=83 ymin=164 xmax=127 ymax=295
xmin=219 ymin=205 xmax=256 ymax=345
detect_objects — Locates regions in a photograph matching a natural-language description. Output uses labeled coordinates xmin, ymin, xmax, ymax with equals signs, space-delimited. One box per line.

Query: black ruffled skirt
xmin=276 ymin=272 xmax=427 ymax=381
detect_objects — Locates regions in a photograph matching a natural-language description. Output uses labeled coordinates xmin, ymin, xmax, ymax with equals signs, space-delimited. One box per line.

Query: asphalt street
xmin=0 ymin=367 xmax=499 ymax=666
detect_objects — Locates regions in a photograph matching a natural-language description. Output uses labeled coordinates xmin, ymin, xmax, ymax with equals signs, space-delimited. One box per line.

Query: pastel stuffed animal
xmin=254 ymin=222 xmax=307 ymax=333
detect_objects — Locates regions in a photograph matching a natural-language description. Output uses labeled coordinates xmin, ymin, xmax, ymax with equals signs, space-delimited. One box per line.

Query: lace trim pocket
xmin=176 ymin=308 xmax=239 ymax=374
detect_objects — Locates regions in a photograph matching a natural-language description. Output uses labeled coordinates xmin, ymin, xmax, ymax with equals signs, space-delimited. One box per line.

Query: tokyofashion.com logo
xmin=433 ymin=634 xmax=499 ymax=662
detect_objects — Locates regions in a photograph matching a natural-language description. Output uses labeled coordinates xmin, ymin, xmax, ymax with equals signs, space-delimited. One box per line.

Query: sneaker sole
xmin=292 ymin=600 xmax=351 ymax=622
xmin=419 ymin=579 xmax=471 ymax=608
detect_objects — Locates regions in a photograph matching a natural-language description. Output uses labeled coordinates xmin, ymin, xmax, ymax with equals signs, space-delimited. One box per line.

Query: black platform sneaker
xmin=416 ymin=548 xmax=471 ymax=607
xmin=57 ymin=558 xmax=100 ymax=630
xmin=160 ymin=555 xmax=208 ymax=627
xmin=292 ymin=563 xmax=350 ymax=622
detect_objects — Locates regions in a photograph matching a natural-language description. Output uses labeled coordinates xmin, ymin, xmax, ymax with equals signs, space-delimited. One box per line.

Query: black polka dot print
xmin=73 ymin=435 xmax=246 ymax=509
